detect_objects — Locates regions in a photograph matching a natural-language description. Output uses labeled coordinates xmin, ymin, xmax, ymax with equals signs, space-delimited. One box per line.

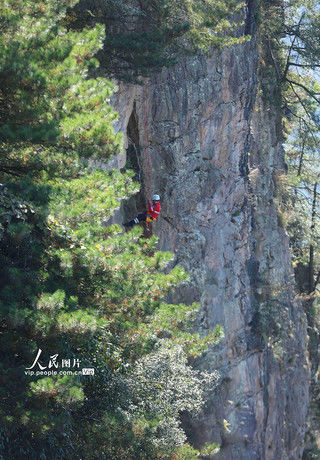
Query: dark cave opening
xmin=121 ymin=103 xmax=146 ymax=221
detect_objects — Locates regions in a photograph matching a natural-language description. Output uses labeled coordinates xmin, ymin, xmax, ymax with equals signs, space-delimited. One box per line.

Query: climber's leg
xmin=136 ymin=212 xmax=147 ymax=223
xmin=123 ymin=212 xmax=147 ymax=228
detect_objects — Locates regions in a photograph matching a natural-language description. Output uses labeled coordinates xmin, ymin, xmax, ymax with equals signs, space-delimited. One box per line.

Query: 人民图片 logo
xmin=25 ymin=348 xmax=94 ymax=376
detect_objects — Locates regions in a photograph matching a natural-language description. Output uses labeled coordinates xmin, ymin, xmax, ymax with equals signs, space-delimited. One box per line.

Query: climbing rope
xmin=143 ymin=82 xmax=152 ymax=237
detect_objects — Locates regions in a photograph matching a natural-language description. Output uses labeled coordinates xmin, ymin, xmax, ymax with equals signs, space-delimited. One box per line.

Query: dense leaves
xmin=0 ymin=1 xmax=223 ymax=458
xmin=0 ymin=0 xmax=121 ymax=155
xmin=67 ymin=0 xmax=248 ymax=81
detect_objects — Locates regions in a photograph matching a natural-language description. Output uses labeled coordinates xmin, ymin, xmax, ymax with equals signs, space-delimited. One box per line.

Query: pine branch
xmin=287 ymin=62 xmax=320 ymax=68
xmin=287 ymin=81 xmax=318 ymax=122
xmin=286 ymin=79 xmax=320 ymax=105
xmin=283 ymin=13 xmax=305 ymax=80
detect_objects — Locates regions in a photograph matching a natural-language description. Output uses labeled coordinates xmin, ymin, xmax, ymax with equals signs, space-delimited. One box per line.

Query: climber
xmin=123 ymin=194 xmax=161 ymax=229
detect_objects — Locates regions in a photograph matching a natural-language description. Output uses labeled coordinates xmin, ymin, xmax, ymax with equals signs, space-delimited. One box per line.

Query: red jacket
xmin=147 ymin=201 xmax=161 ymax=221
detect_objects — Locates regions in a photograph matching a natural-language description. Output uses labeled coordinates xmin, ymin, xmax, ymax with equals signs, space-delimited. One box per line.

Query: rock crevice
xmin=110 ymin=8 xmax=309 ymax=458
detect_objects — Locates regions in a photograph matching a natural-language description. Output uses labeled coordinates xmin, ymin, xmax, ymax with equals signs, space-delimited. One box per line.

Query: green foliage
xmin=285 ymin=118 xmax=320 ymax=282
xmin=29 ymin=375 xmax=85 ymax=406
xmin=256 ymin=299 xmax=288 ymax=342
xmin=173 ymin=441 xmax=220 ymax=459
xmin=284 ymin=82 xmax=320 ymax=460
xmin=257 ymin=1 xmax=320 ymax=294
xmin=0 ymin=0 xmax=121 ymax=155
xmin=255 ymin=0 xmax=284 ymax=108
xmin=139 ymin=302 xmax=224 ymax=357
xmin=68 ymin=0 xmax=248 ymax=81
xmin=283 ymin=0 xmax=320 ymax=73
xmin=0 ymin=1 xmax=223 ymax=458
xmin=265 ymin=2 xmax=320 ymax=454
xmin=257 ymin=0 xmax=320 ymax=113
xmin=199 ymin=442 xmax=221 ymax=457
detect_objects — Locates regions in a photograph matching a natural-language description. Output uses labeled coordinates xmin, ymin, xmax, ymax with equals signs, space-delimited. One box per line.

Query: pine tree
xmin=274 ymin=3 xmax=320 ymax=456
xmin=67 ymin=0 xmax=248 ymax=81
xmin=0 ymin=1 xmax=222 ymax=457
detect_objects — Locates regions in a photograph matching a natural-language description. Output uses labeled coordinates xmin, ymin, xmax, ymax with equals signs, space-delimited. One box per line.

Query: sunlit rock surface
xmin=108 ymin=7 xmax=309 ymax=459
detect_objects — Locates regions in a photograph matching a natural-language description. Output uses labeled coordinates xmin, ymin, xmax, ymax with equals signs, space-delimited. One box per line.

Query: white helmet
xmin=152 ymin=194 xmax=160 ymax=201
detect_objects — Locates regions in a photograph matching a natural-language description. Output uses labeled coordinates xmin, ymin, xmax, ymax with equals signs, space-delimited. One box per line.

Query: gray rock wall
xmin=109 ymin=11 xmax=309 ymax=460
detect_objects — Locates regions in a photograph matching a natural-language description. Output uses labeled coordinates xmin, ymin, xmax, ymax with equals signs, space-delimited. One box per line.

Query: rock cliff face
xmin=109 ymin=6 xmax=309 ymax=459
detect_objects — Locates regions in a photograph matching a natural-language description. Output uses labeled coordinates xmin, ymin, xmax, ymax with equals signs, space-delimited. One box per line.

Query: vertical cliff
xmin=109 ymin=4 xmax=309 ymax=459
